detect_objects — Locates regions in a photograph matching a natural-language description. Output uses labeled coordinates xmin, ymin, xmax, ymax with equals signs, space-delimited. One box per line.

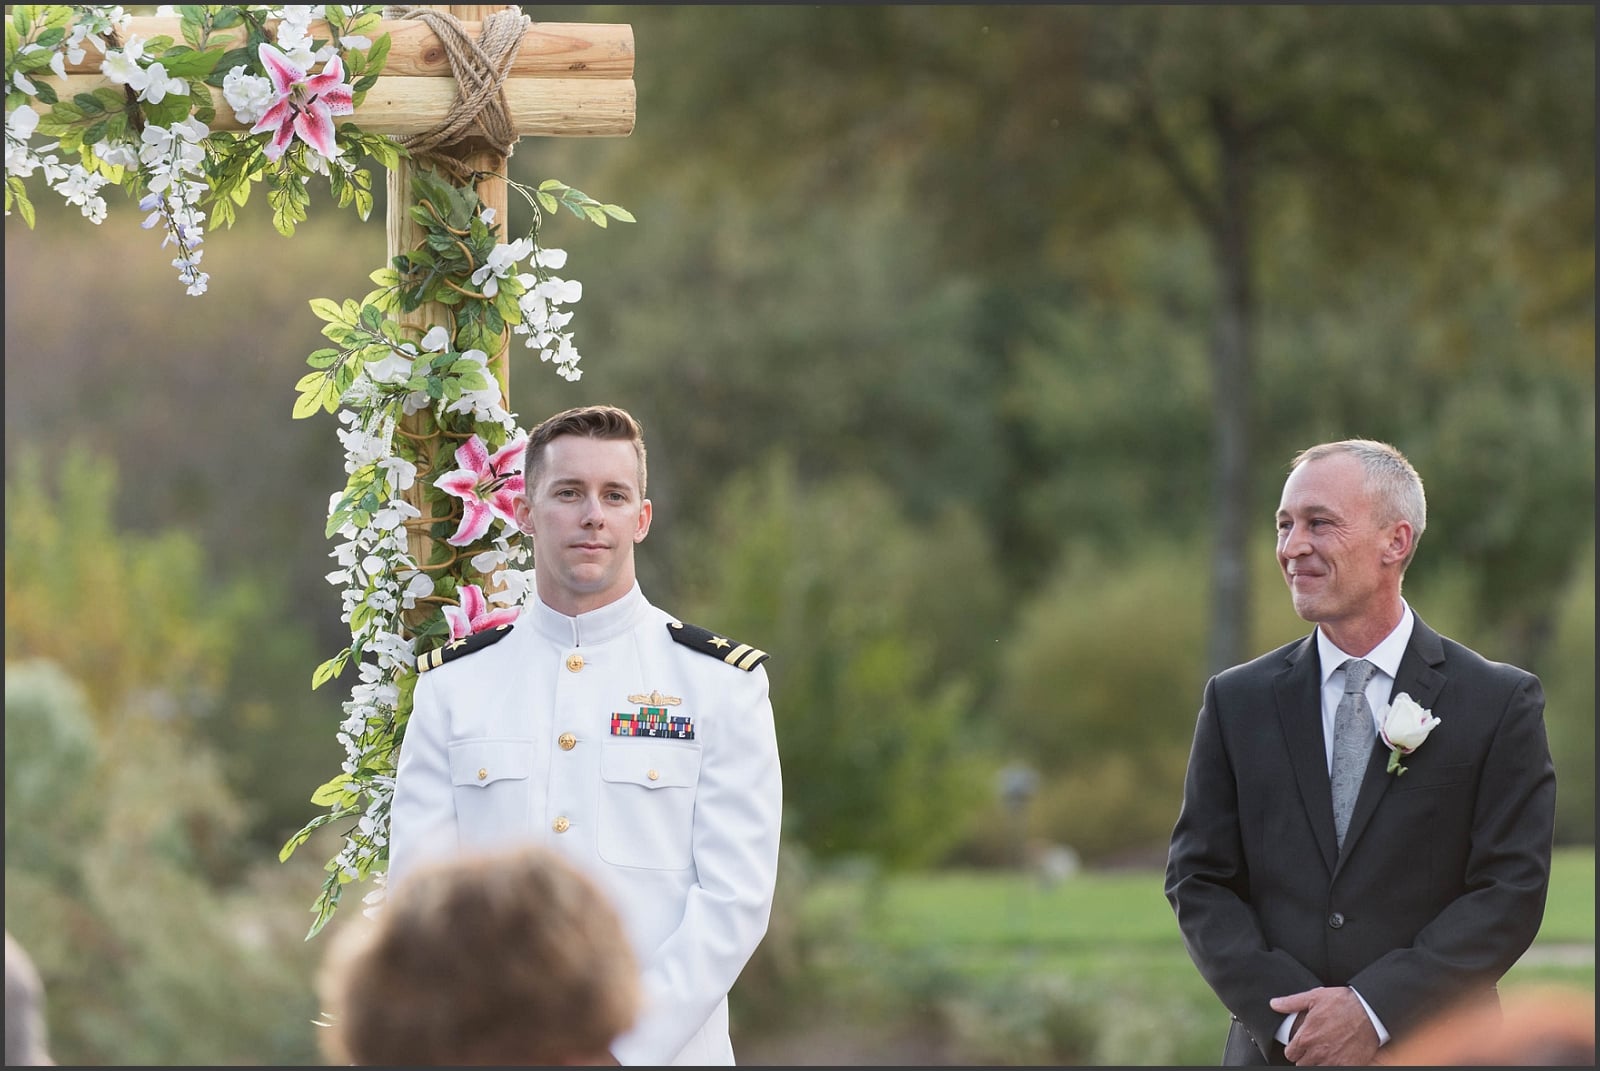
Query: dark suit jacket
xmin=1165 ymin=614 xmax=1556 ymax=1064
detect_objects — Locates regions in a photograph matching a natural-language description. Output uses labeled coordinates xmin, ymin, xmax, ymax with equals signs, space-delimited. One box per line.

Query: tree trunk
xmin=1205 ymin=94 xmax=1255 ymax=676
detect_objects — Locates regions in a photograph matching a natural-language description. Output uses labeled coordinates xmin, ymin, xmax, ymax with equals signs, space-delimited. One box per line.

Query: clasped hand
xmin=1270 ymin=986 xmax=1380 ymax=1066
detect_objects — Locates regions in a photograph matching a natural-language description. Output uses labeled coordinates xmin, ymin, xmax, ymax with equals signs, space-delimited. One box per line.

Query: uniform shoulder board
xmin=668 ymin=621 xmax=770 ymax=672
xmin=415 ymin=624 xmax=515 ymax=673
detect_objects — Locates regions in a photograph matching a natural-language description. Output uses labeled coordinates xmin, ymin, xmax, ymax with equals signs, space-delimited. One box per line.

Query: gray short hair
xmin=1290 ymin=439 xmax=1427 ymax=569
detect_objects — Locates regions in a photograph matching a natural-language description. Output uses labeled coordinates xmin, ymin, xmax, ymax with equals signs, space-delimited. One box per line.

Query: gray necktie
xmin=1331 ymin=658 xmax=1377 ymax=850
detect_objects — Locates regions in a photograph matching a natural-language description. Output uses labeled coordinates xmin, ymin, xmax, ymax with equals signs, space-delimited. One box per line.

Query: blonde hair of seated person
xmin=317 ymin=845 xmax=640 ymax=1066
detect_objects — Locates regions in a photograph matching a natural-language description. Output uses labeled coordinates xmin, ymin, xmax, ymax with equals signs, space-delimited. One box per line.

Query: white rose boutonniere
xmin=1380 ymin=692 xmax=1442 ymax=775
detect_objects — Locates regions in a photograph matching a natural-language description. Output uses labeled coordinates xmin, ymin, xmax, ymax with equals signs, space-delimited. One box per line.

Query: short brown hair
xmin=523 ymin=404 xmax=648 ymax=497
xmin=317 ymin=846 xmax=639 ymax=1066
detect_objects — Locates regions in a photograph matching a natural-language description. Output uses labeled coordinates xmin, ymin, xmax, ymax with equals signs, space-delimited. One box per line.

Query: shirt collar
xmin=524 ymin=582 xmax=649 ymax=647
xmin=1317 ymin=600 xmax=1414 ymax=686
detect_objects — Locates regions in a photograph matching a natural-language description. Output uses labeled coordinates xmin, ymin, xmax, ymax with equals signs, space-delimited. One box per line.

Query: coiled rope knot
xmin=387 ymin=5 xmax=531 ymax=177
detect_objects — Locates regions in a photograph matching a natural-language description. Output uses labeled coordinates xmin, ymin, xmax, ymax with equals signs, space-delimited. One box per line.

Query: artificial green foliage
xmin=9 ymin=5 xmax=394 ymax=239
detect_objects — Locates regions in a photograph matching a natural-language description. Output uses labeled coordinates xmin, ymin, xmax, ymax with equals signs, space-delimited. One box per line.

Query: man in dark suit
xmin=1166 ymin=439 xmax=1556 ymax=1066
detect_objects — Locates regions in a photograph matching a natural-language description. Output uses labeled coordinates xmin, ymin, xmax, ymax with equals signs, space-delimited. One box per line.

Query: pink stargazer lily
xmin=249 ymin=44 xmax=354 ymax=162
xmin=435 ymin=434 xmax=528 ymax=546
xmin=443 ymin=583 xmax=520 ymax=641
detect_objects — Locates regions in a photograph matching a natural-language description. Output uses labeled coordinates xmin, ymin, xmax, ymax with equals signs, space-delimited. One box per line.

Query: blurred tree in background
xmin=4 ymin=457 xmax=331 ymax=1064
xmin=672 ymin=455 xmax=1006 ymax=866
xmin=3 ymin=5 xmax=1592 ymax=1062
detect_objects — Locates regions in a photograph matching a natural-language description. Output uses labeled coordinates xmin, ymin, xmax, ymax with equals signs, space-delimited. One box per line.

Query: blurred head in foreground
xmin=5 ymin=930 xmax=54 ymax=1066
xmin=317 ymin=845 xmax=639 ymax=1066
xmin=1378 ymin=985 xmax=1595 ymax=1066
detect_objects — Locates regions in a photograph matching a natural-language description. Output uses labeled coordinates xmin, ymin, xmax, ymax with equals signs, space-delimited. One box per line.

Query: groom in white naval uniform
xmin=388 ymin=404 xmax=783 ymax=1066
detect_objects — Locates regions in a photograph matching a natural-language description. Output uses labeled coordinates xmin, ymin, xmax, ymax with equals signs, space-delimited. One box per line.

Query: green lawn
xmin=789 ymin=846 xmax=1594 ymax=1064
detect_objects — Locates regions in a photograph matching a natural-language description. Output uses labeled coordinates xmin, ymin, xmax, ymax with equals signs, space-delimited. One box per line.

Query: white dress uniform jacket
xmin=388 ymin=583 xmax=783 ymax=1065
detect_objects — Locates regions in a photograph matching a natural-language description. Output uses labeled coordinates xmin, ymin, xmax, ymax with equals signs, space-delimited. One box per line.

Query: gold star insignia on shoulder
xmin=416 ymin=624 xmax=515 ymax=673
xmin=668 ymin=620 xmax=770 ymax=672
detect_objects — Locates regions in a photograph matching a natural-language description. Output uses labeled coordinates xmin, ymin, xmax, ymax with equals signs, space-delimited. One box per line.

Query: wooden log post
xmin=378 ymin=5 xmax=633 ymax=629
xmin=389 ymin=4 xmax=506 ymax=619
xmin=55 ymin=17 xmax=637 ymax=138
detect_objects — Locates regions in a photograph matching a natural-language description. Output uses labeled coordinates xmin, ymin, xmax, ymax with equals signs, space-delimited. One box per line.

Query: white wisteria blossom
xmin=469 ymin=538 xmax=519 ymax=574
xmin=6 ymin=102 xmax=40 ymax=145
xmin=370 ymin=498 xmax=421 ymax=533
xmin=399 ymin=571 xmax=435 ymax=608
xmin=136 ymin=61 xmax=189 ymax=105
xmin=363 ymin=349 xmax=416 ymax=386
xmin=336 ymin=410 xmax=396 ymax=471
xmin=50 ymin=163 xmax=110 ymax=223
xmin=91 ymin=139 xmax=138 ymax=169
xmin=469 ymin=236 xmax=534 ymax=297
xmin=222 ymin=66 xmax=276 ymax=126
xmin=442 ymin=350 xmax=515 ymax=422
xmin=511 ymin=245 xmax=588 ymax=381
xmin=379 ymin=454 xmax=418 ymax=492
xmin=134 ymin=117 xmax=211 ymax=293
xmin=489 ymin=566 xmax=538 ymax=607
xmin=99 ymin=35 xmax=149 ymax=89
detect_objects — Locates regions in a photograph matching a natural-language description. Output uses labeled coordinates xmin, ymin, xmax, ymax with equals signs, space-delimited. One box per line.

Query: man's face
xmin=515 ymin=435 xmax=651 ymax=617
xmin=1275 ymin=452 xmax=1404 ymax=629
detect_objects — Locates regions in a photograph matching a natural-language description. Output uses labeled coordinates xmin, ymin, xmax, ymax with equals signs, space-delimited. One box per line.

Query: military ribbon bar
xmin=611 ymin=707 xmax=695 ymax=739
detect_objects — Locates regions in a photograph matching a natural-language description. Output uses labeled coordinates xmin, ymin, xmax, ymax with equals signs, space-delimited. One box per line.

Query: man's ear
xmin=1382 ymin=520 xmax=1414 ymax=566
xmin=513 ymin=493 xmax=536 ymax=536
xmin=634 ymin=499 xmax=652 ymax=543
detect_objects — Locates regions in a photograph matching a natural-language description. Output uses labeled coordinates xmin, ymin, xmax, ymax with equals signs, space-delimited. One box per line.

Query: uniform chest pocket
xmin=597 ymin=743 xmax=701 ymax=870
xmin=447 ymin=738 xmax=535 ymax=848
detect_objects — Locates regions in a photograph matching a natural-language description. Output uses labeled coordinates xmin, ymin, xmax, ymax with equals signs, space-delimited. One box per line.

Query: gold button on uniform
xmin=558 ymin=732 xmax=577 ymax=751
xmin=647 ymin=769 xmax=660 ymax=781
xmin=552 ymin=816 xmax=571 ymax=833
xmin=477 ymin=768 xmax=488 ymax=781
xmin=565 ymin=653 xmax=584 ymax=672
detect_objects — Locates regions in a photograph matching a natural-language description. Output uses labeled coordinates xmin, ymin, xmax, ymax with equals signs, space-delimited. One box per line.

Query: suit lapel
xmin=1275 ymin=633 xmax=1339 ymax=875
xmin=1336 ymin=617 xmax=1447 ymax=868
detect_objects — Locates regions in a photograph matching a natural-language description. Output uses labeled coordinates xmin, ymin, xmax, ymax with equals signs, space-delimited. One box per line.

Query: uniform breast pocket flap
xmin=600 ymin=744 xmax=701 ymax=790
xmin=448 ymin=738 xmax=535 ymax=788
xmin=597 ymin=744 xmax=700 ymax=870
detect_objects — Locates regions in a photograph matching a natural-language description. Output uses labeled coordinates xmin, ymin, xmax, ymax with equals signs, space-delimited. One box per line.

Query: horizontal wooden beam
xmin=58 ymin=18 xmax=634 ymax=79
xmin=49 ymin=74 xmax=636 ymax=138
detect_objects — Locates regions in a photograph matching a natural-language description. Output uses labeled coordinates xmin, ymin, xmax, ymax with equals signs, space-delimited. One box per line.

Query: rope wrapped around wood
xmin=385 ymin=5 xmax=530 ymax=176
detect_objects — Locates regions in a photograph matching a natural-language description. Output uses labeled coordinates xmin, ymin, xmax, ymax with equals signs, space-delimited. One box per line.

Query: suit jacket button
xmin=565 ymin=653 xmax=584 ymax=672
xmin=552 ymin=816 xmax=571 ymax=833
xmin=558 ymin=732 xmax=577 ymax=751
xmin=1328 ymin=912 xmax=1345 ymax=928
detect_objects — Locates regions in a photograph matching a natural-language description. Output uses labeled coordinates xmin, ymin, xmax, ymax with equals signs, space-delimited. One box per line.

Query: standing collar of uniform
xmin=1316 ymin=600 xmax=1415 ymax=686
xmin=525 ymin=583 xmax=650 ymax=647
